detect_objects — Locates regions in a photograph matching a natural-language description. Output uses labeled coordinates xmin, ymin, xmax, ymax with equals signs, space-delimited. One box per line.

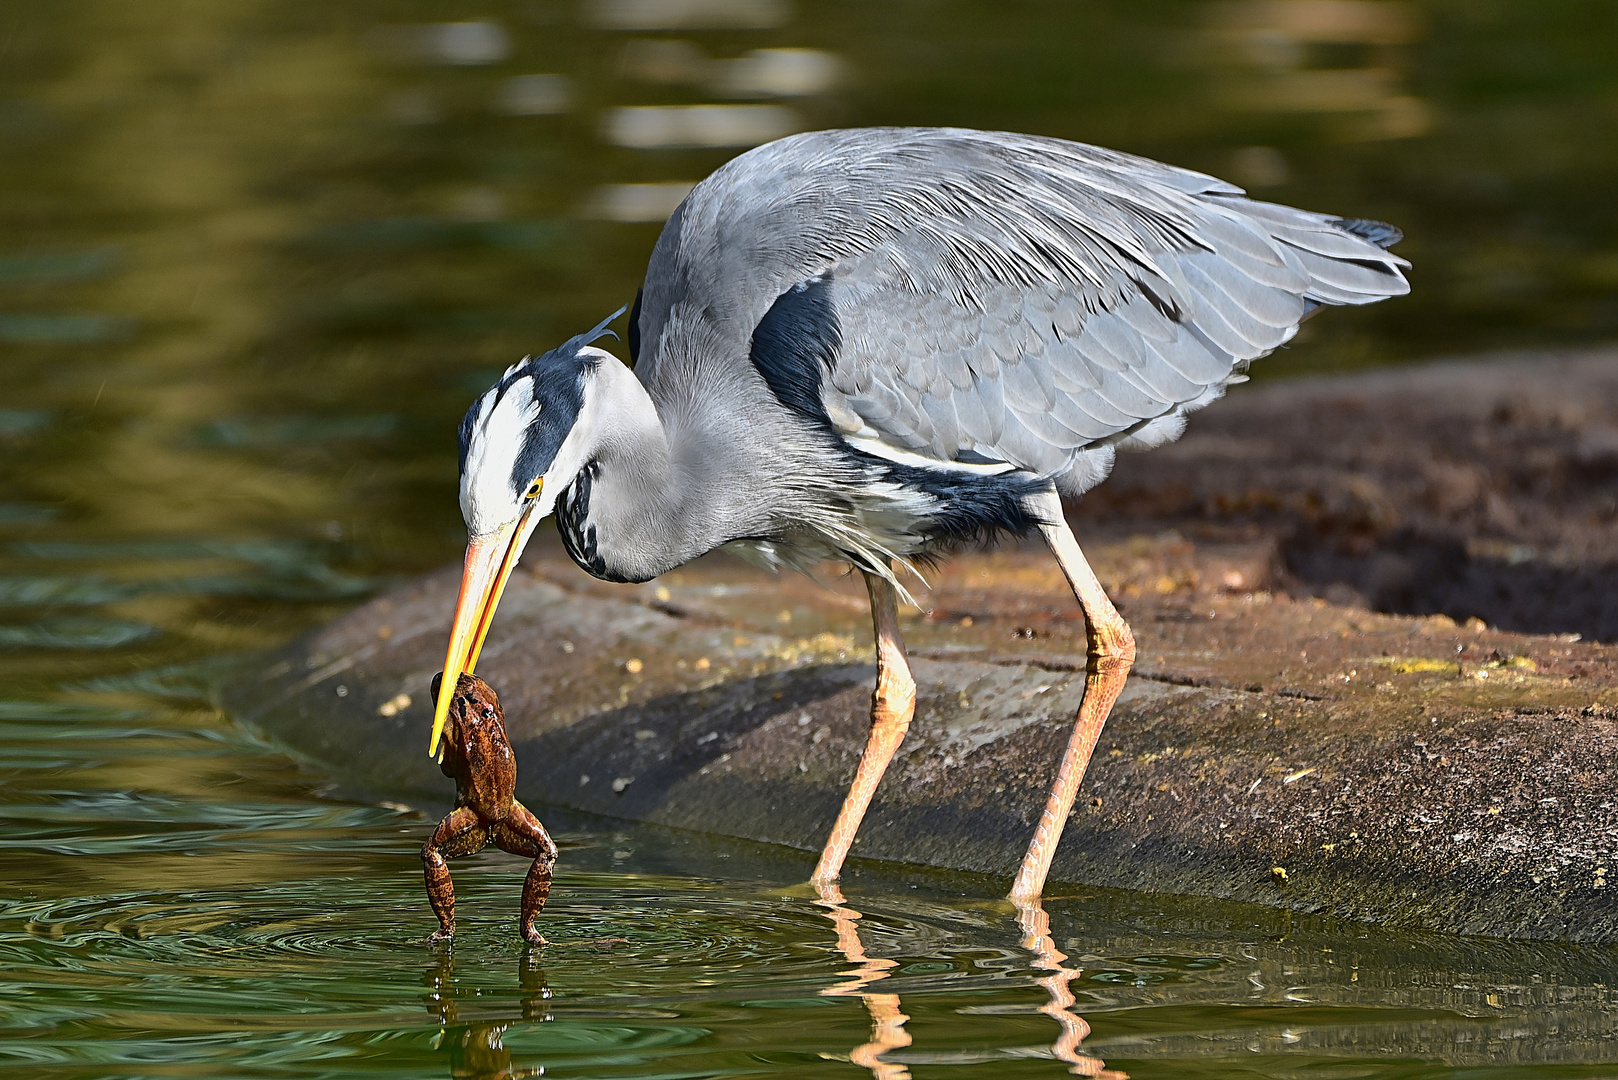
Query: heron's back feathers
xmin=630 ymin=126 xmax=1409 ymax=561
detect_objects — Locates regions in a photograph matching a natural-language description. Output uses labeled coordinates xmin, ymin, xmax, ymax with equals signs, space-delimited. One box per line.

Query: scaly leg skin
xmin=422 ymin=806 xmax=489 ymax=944
xmin=812 ymin=568 xmax=917 ymax=885
xmin=494 ymin=800 xmax=558 ymax=946
xmin=1010 ymin=491 xmax=1136 ymax=902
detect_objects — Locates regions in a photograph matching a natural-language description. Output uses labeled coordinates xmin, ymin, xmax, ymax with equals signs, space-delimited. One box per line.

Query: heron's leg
xmin=493 ymin=801 xmax=559 ymax=946
xmin=423 ymin=806 xmax=489 ymax=943
xmin=1010 ymin=491 xmax=1135 ymax=901
xmin=812 ymin=569 xmax=917 ymax=884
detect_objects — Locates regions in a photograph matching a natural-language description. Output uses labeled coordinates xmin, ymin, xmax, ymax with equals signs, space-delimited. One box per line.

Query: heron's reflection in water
xmin=424 ymin=949 xmax=550 ymax=1080
xmin=814 ymin=886 xmax=1122 ymax=1079
xmin=1015 ymin=900 xmax=1126 ymax=1079
xmin=815 ymin=883 xmax=913 ymax=1080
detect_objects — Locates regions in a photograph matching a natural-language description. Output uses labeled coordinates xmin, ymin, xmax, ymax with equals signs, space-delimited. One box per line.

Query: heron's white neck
xmin=551 ymin=354 xmax=735 ymax=582
xmin=549 ymin=351 xmax=946 ymax=588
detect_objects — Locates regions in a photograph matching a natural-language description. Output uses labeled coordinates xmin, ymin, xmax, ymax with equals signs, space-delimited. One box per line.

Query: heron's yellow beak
xmin=428 ymin=503 xmax=536 ymax=756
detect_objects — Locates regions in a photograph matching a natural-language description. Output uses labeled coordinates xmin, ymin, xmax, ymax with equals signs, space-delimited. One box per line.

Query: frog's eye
xmin=524 ymin=477 xmax=543 ymax=501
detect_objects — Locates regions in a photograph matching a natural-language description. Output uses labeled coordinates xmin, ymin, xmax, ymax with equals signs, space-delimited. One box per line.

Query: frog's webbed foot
xmin=521 ymin=925 xmax=548 ymax=947
xmin=427 ymin=926 xmax=456 ymax=946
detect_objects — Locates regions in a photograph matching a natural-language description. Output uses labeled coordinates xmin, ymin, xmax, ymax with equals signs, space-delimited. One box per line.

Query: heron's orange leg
xmin=1015 ymin=899 xmax=1126 ymax=1078
xmin=812 ymin=569 xmax=916 ymax=884
xmin=815 ymin=882 xmax=913 ymax=1080
xmin=1011 ymin=493 xmax=1135 ymax=901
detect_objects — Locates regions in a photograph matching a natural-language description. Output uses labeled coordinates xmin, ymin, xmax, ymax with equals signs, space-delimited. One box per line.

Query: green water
xmin=4 ymin=1 xmax=1618 ymax=1076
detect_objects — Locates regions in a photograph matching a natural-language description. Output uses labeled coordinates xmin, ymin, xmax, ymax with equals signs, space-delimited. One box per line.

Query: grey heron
xmin=430 ymin=127 xmax=1409 ymax=900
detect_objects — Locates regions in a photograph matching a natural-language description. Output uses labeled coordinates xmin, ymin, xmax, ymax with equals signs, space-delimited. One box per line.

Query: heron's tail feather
xmin=1330 ymin=217 xmax=1404 ymax=250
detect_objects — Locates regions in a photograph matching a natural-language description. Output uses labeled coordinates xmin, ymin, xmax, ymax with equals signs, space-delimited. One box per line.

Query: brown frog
xmin=423 ymin=671 xmax=557 ymax=946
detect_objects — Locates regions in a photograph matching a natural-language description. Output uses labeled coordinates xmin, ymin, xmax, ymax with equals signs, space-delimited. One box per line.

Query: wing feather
xmin=1081 ymin=310 xmax=1150 ymax=370
xmin=952 ymin=379 xmax=997 ymax=446
xmin=1049 ymin=351 xmax=1102 ymax=393
xmin=1089 ymin=322 xmax=1201 ymax=402
xmin=970 ymin=371 xmax=1006 ymax=445
xmin=1182 ymin=251 xmax=1306 ymax=330
xmin=1143 ymin=329 xmax=1234 ymax=386
xmin=1092 ymin=367 xmax=1170 ymax=421
xmin=1180 ymin=259 xmax=1293 ymax=350
xmin=1111 ymin=292 xmax=1179 ymax=344
xmin=920 ymin=391 xmax=960 ymax=456
xmin=635 ymin=128 xmax=1410 ymax=494
xmin=1052 ymin=388 xmax=1132 ymax=439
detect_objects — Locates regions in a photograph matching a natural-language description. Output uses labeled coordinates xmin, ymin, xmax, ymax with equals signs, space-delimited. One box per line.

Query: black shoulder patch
xmin=628 ymin=287 xmax=643 ymax=364
xmin=1331 ymin=217 xmax=1404 ymax=250
xmin=752 ymin=272 xmax=1044 ymax=552
xmin=750 ymin=275 xmax=840 ymax=424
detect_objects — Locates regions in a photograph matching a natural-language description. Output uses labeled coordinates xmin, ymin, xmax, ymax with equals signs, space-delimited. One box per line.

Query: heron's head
xmin=430 ymin=308 xmax=623 ymax=755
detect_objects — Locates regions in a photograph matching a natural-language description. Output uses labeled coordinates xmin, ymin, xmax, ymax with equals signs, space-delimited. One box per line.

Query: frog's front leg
xmin=493 ymin=801 xmax=558 ymax=946
xmin=423 ymin=805 xmax=490 ymax=944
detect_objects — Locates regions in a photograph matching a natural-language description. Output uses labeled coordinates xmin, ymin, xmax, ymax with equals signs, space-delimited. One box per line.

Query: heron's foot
xmin=775 ymin=880 xmax=828 ymax=901
xmin=810 ymin=879 xmax=847 ymax=907
xmin=427 ymin=925 xmax=455 ymax=945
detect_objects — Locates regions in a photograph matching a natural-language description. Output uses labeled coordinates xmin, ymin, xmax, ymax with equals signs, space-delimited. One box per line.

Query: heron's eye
xmin=525 ymin=477 xmax=543 ymax=501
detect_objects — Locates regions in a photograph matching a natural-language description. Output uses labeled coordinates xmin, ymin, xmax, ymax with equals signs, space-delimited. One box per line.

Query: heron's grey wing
xmin=636 ymin=128 xmax=1409 ymax=493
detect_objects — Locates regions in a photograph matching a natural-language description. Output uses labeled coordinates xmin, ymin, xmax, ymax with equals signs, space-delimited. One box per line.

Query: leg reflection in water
xmin=815 ymin=883 xmax=913 ymax=1080
xmin=1015 ymin=899 xmax=1125 ymax=1078
xmin=423 ymin=949 xmax=550 ymax=1080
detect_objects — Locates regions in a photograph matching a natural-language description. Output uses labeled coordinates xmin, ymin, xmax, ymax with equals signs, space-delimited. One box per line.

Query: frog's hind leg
xmin=493 ymin=801 xmax=558 ymax=946
xmin=423 ymin=806 xmax=489 ymax=943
